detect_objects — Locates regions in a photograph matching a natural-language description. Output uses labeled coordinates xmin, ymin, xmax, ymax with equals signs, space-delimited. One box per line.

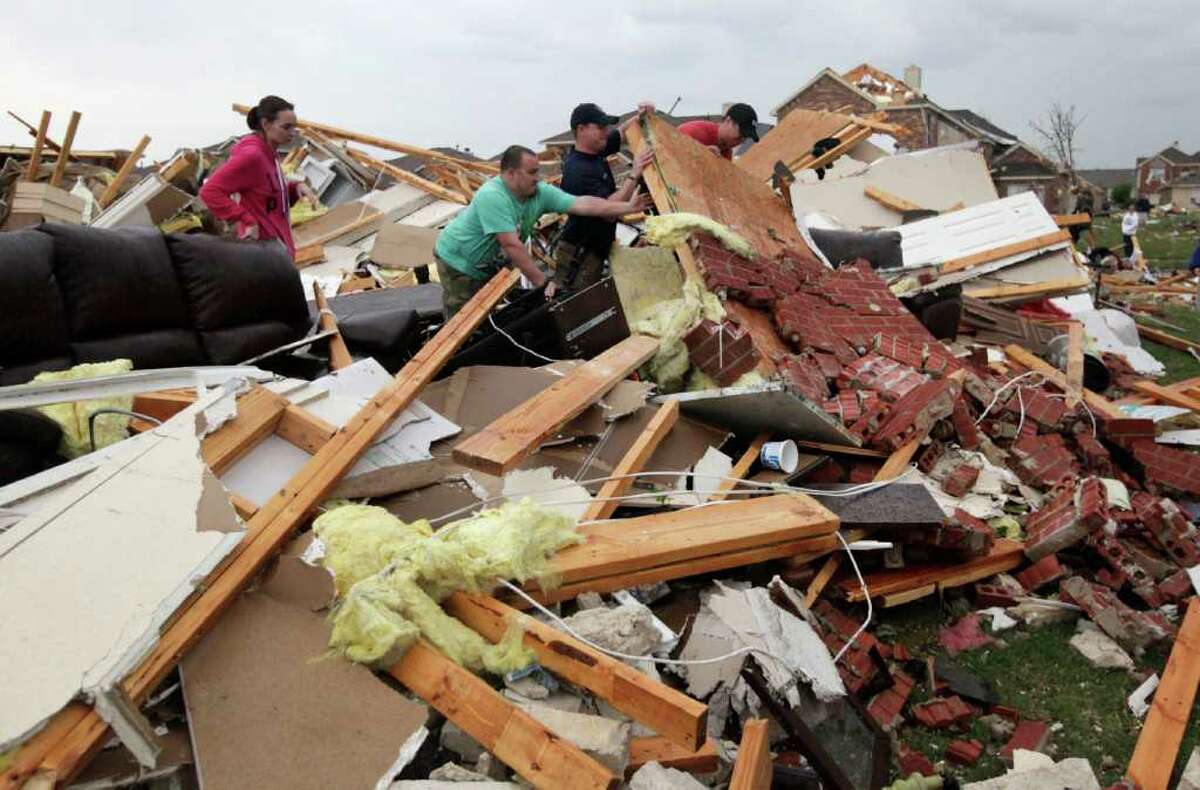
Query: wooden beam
xmin=1132 ymin=381 xmax=1200 ymax=413
xmin=389 ymin=640 xmax=617 ymax=790
xmin=275 ymin=404 xmax=338 ymax=454
xmin=445 ymin=592 xmax=707 ymax=750
xmin=23 ymin=110 xmax=51 ymax=182
xmin=793 ymin=440 xmax=889 ymax=458
xmin=312 ymin=281 xmax=353 ymax=370
xmin=158 ymin=150 xmax=198 ymax=184
xmin=200 ymin=387 xmax=288 ymax=475
xmin=626 ymin=119 xmax=677 ymax=214
xmin=838 ymin=539 xmax=1023 ymax=602
xmin=96 ymin=134 xmax=151 ymax=209
xmin=1066 ymin=321 xmax=1084 ymax=407
xmin=803 ymin=554 xmax=843 ymax=609
xmin=964 ymin=275 xmax=1091 ymax=301
xmin=1004 ymin=343 xmax=1125 ymax=420
xmin=728 ymin=719 xmax=772 ymax=790
xmin=940 ymin=229 xmax=1072 ymax=274
xmin=293 ymin=244 xmax=326 ymax=268
xmin=1052 ymin=212 xmax=1091 ymax=226
xmin=0 ymin=702 xmax=88 ymax=789
xmin=1127 ymin=599 xmax=1200 ymax=790
xmin=581 ymin=401 xmax=679 ymax=522
xmin=864 ymin=184 xmax=924 ymax=213
xmin=627 ymin=736 xmax=719 ymax=776
xmin=48 ymin=111 xmax=81 ymax=188
xmin=788 ymin=125 xmax=872 ymax=172
xmin=453 ymin=335 xmax=660 ymax=475
xmin=9 ymin=269 xmax=522 ymax=789
xmin=1136 ymin=324 xmax=1200 ymax=354
xmin=712 ymin=432 xmax=769 ymax=501
xmin=345 ymin=146 xmax=470 ymax=204
xmin=846 ymin=114 xmax=903 ymax=134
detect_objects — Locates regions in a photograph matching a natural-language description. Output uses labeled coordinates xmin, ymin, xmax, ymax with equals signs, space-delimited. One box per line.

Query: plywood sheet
xmin=737 ymin=109 xmax=855 ymax=182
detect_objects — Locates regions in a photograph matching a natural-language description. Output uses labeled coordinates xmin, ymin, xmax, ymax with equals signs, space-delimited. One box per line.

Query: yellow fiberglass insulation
xmin=315 ymin=501 xmax=581 ymax=673
xmin=643 ymin=212 xmax=755 ymax=259
xmin=635 ymin=278 xmax=724 ymax=393
xmin=34 ymin=359 xmax=134 ymax=458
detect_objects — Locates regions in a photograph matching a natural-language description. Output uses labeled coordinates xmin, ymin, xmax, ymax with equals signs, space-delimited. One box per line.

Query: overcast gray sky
xmin=4 ymin=0 xmax=1196 ymax=169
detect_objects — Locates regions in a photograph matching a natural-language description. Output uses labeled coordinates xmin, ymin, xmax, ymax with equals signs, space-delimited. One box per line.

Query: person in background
xmin=433 ymin=145 xmax=649 ymax=319
xmin=554 ymin=101 xmax=656 ymax=292
xmin=199 ymin=95 xmax=317 ymax=259
xmin=677 ymin=103 xmax=760 ymax=160
xmin=1121 ymin=204 xmax=1140 ymax=260
xmin=1135 ymin=194 xmax=1152 ymax=226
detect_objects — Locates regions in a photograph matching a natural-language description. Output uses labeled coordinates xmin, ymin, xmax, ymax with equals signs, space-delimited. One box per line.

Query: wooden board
xmin=275 ymin=405 xmax=338 ymax=454
xmin=453 ymin=335 xmax=659 ymax=475
xmin=312 ymin=282 xmax=353 ymax=370
xmin=389 ymin=640 xmax=617 ymax=790
xmin=48 ymin=111 xmax=81 ymax=189
xmin=1137 ymin=324 xmax=1200 ymax=354
xmin=97 ymin=135 xmax=150 ymax=209
xmin=963 ymin=274 xmax=1091 ymax=301
xmin=864 ymin=184 xmax=925 ymax=212
xmin=345 ymin=147 xmax=470 ymax=205
xmin=1126 ymin=599 xmax=1200 ymax=790
xmin=24 ymin=110 xmax=51 ymax=182
xmin=735 ymin=109 xmax=856 ymax=182
xmin=728 ymin=718 xmax=772 ymax=790
xmin=581 ymin=401 xmax=679 ymax=522
xmin=1132 ymin=380 xmax=1200 ymax=413
xmin=627 ymin=736 xmax=719 ymax=776
xmin=1004 ymin=344 xmax=1125 ymax=420
xmin=9 ymin=269 xmax=522 ymax=788
xmin=940 ymin=229 xmax=1072 ymax=274
xmin=791 ymin=126 xmax=872 ymax=172
xmin=1066 ymin=321 xmax=1084 ymax=407
xmin=712 ymin=432 xmax=769 ymax=501
xmin=631 ymin=114 xmax=823 ymax=262
xmin=200 ymin=387 xmax=288 ymax=475
xmin=837 ymin=540 xmax=1023 ymax=602
xmin=445 ymin=593 xmax=707 ymax=750
xmin=1053 ymin=212 xmax=1091 ymax=226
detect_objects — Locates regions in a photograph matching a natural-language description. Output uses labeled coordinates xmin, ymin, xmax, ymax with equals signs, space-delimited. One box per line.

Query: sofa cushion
xmin=166 ymin=233 xmax=309 ymax=331
xmin=809 ymin=228 xmax=903 ymax=270
xmin=70 ymin=330 xmax=206 ymax=369
xmin=40 ymin=224 xmax=194 ymax=339
xmin=0 ymin=229 xmax=72 ymax=368
xmin=200 ymin=322 xmax=305 ymax=365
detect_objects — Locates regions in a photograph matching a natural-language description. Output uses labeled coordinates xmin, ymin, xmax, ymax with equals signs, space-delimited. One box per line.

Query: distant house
xmin=1161 ymin=170 xmax=1200 ymax=209
xmin=771 ymin=63 xmax=1070 ymax=212
xmin=1134 ymin=145 xmax=1200 ymax=205
xmin=1077 ymin=168 xmax=1135 ymax=204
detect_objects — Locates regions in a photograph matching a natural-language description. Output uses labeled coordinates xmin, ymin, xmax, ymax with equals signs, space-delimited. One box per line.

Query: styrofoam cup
xmin=759 ymin=439 xmax=799 ymax=474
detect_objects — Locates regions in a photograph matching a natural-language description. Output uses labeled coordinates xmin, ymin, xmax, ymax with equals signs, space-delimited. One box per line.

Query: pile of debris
xmin=1 ymin=99 xmax=1199 ymax=790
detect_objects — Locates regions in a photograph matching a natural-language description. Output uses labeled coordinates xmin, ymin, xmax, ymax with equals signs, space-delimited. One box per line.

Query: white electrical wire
xmin=974 ymin=370 xmax=1045 ymax=426
xmin=488 ymin=312 xmax=564 ymax=366
xmin=831 ymin=530 xmax=873 ymax=662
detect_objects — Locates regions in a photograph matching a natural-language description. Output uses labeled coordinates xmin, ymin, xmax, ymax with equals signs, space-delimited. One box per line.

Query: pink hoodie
xmin=199 ymin=134 xmax=299 ymax=257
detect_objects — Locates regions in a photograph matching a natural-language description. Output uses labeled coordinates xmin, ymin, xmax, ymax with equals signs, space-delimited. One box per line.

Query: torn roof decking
xmin=735 ymin=109 xmax=861 ymax=183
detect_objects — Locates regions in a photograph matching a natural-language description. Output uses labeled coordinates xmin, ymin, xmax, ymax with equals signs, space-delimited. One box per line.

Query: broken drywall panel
xmin=688 ymin=446 xmax=734 ymax=505
xmin=370 ymin=222 xmax=441 ymax=269
xmin=961 ymin=757 xmax=1100 ymax=790
xmin=789 ymin=146 xmax=998 ymax=230
xmin=1076 ymin=310 xmax=1165 ymax=378
xmin=0 ymin=391 xmax=245 ymax=751
xmin=598 ymin=380 xmax=655 ymax=422
xmin=220 ymin=434 xmax=312 ymax=507
xmin=657 ymin=382 xmax=860 ymax=446
xmin=502 ymin=467 xmax=593 ymax=521
xmin=181 ymin=552 xmax=428 ymax=790
xmin=0 ymin=365 xmax=272 ymax=412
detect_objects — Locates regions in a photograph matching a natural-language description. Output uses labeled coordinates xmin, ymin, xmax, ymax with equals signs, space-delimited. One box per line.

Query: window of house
xmin=1148 ymin=166 xmax=1166 ymax=183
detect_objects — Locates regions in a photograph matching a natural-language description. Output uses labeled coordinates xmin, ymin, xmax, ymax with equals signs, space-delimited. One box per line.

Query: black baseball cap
xmin=725 ymin=103 xmax=760 ymax=142
xmin=570 ymin=103 xmax=620 ymax=129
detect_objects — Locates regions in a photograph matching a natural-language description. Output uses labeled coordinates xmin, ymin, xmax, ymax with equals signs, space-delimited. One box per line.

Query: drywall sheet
xmin=182 ymin=553 xmax=428 ymax=790
xmin=0 ymin=393 xmax=245 ymax=750
xmin=370 ymin=222 xmax=441 ymax=269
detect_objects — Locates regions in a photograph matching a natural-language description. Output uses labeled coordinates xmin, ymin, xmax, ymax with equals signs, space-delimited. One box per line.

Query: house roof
xmin=770 ymin=67 xmax=877 ymax=117
xmin=842 ymin=63 xmax=919 ymax=104
xmin=992 ymin=160 xmax=1058 ymax=179
xmin=945 ymin=109 xmax=1018 ymax=145
xmin=1157 ymin=145 xmax=1200 ymax=165
xmin=1168 ymin=169 xmax=1200 ymax=187
xmin=1077 ymin=169 xmax=1134 ymax=189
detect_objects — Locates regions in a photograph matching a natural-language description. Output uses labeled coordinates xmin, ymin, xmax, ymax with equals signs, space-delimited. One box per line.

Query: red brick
xmin=951 ymin=395 xmax=981 ymax=450
xmin=1131 ymin=439 xmax=1200 ymax=496
xmin=975 ymin=583 xmax=1019 ymax=608
xmin=1016 ymin=554 xmax=1067 ymax=591
xmin=942 ymin=464 xmax=981 ymax=498
xmin=1073 ymin=431 xmax=1115 ymax=477
xmin=1159 ymin=568 xmax=1195 ymax=602
xmin=867 ymin=669 xmax=916 ymax=730
xmin=897 ymin=744 xmax=936 ymax=777
xmin=946 ymin=739 xmax=984 ymax=766
xmin=779 ymin=352 xmax=831 ymax=404
xmin=1060 ymin=576 xmax=1175 ymax=653
xmin=871 ymin=377 xmax=956 ymax=449
xmin=682 ymin=319 xmax=760 ymax=386
xmin=1011 ymin=433 xmax=1080 ymax=489
xmin=1024 ymin=488 xmax=1087 ymax=562
xmin=912 ymin=695 xmax=973 ymax=729
xmin=1134 ymin=494 xmax=1200 ymax=567
xmin=999 ymin=720 xmax=1050 ymax=766
xmin=1008 ymin=388 xmax=1068 ymax=428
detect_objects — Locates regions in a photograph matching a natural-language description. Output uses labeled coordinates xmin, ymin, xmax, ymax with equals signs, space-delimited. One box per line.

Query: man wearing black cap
xmin=677 ymin=103 xmax=759 ymax=160
xmin=553 ymin=101 xmax=655 ymax=292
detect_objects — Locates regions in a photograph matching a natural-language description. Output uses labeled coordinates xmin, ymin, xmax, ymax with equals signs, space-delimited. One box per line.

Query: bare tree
xmin=1030 ymin=103 xmax=1086 ymax=179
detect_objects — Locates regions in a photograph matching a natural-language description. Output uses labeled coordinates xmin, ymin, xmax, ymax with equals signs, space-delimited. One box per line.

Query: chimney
xmin=904 ymin=64 xmax=923 ymax=95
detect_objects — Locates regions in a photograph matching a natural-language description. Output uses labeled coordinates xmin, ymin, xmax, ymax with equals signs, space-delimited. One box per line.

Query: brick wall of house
xmin=777 ymin=74 xmax=875 ymax=119
xmin=880 ymin=108 xmax=928 ymax=151
xmin=1137 ymin=157 xmax=1200 ymax=197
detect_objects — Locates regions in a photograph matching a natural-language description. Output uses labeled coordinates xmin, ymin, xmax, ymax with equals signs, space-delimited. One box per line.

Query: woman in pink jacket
xmin=199 ymin=95 xmax=316 ymax=258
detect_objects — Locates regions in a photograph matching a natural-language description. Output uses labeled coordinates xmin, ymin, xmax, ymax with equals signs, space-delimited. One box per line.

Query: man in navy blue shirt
xmin=553 ymin=102 xmax=655 ymax=291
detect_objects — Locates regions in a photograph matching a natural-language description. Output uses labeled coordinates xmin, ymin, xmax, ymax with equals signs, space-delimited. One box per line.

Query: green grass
xmin=1136 ymin=304 xmax=1200 ymax=385
xmin=1090 ymin=212 xmax=1200 ymax=270
xmin=879 ymin=597 xmax=1200 ymax=786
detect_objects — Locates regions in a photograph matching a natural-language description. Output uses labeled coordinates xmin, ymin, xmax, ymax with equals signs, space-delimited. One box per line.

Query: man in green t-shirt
xmin=434 ymin=144 xmax=649 ymax=318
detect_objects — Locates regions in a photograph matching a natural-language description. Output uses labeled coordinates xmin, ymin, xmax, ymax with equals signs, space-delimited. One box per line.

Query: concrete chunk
xmin=559 ymin=601 xmax=663 ymax=655
xmin=962 ymin=756 xmax=1099 ymax=790
xmin=628 ymin=761 xmax=709 ymax=790
xmin=1068 ymin=620 xmax=1135 ymax=671
xmin=514 ymin=701 xmax=632 ymax=775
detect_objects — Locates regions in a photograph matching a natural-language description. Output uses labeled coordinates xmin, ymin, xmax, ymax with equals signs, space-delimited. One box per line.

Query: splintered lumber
xmin=1132 ymin=380 xmax=1200 ymax=413
xmin=794 ymin=440 xmax=889 ymax=458
xmin=311 ymin=282 xmax=353 ymax=370
xmin=791 ymin=125 xmax=872 ymax=172
xmin=712 ymin=431 xmax=769 ymax=501
xmin=627 ymin=736 xmax=719 ymax=776
xmin=581 ymin=400 xmax=679 ymax=521
xmin=1066 ymin=321 xmax=1084 ymax=407
xmin=96 ymin=134 xmax=151 ymax=209
xmin=5 ymin=269 xmax=521 ymax=789
xmin=24 ymin=110 xmax=51 ymax=181
xmin=1136 ymin=324 xmax=1200 ymax=354
xmin=293 ymin=244 xmax=326 ymax=268
xmin=735 ymin=108 xmax=856 ymax=182
xmin=453 ymin=335 xmax=659 ymax=475
xmin=940 ymin=229 xmax=1072 ymax=274
xmin=200 ymin=386 xmax=288 ymax=474
xmin=1052 ymin=212 xmax=1091 ymax=226
xmin=275 ymin=405 xmax=338 ymax=454
xmin=48 ymin=111 xmax=81 ymax=188
xmin=231 ymin=102 xmax=498 ymax=173
xmin=728 ymin=719 xmax=772 ymax=790
xmin=963 ymin=275 xmax=1090 ymax=301
xmin=803 ymin=554 xmax=843 ymax=609
xmin=1004 ymin=343 xmax=1124 ymax=420
xmin=1126 ymin=599 xmax=1200 ymax=790
xmin=345 ymin=147 xmax=470 ymax=205
xmin=864 ymin=184 xmax=925 ymax=213
xmin=445 ymin=592 xmax=707 ymax=750
xmin=838 ymin=539 xmax=1023 ymax=603
xmin=389 ymin=640 xmax=617 ymax=790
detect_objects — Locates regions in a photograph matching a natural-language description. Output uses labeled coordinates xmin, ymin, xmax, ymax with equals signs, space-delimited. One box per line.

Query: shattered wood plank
xmin=293 ymin=244 xmax=325 ymax=268
xmin=453 ymin=335 xmax=659 ymax=475
xmin=345 ymin=147 xmax=470 ymax=205
xmin=311 ymin=281 xmax=353 ymax=371
xmin=864 ymin=184 xmax=925 ymax=213
xmin=48 ymin=111 xmax=81 ymax=189
xmin=445 ymin=592 xmax=707 ymax=750
xmin=1053 ymin=212 xmax=1092 ymax=226
xmin=939 ymin=229 xmax=1072 ymax=274
xmin=712 ymin=432 xmax=769 ymax=501
xmin=23 ymin=111 xmax=51 ymax=182
xmin=1136 ymin=324 xmax=1200 ymax=354
xmin=1126 ymin=599 xmax=1200 ymax=790
xmin=11 ymin=269 xmax=522 ymax=789
xmin=529 ymin=534 xmax=837 ymax=606
xmin=729 ymin=719 xmax=772 ymax=790
xmin=582 ymin=400 xmax=679 ymax=522
xmin=1066 ymin=321 xmax=1084 ymax=407
xmin=0 ymin=703 xmax=87 ymax=788
xmin=627 ymin=736 xmax=719 ymax=776
xmin=389 ymin=640 xmax=618 ymax=790
xmin=794 ymin=440 xmax=889 ymax=458
xmin=789 ymin=125 xmax=872 ymax=172
xmin=838 ymin=539 xmax=1023 ymax=602
xmin=201 ymin=387 xmax=288 ymax=475
xmin=275 ymin=405 xmax=338 ymax=454
xmin=96 ymin=135 xmax=151 ymax=209
xmin=735 ymin=109 xmax=856 ymax=182
xmin=1004 ymin=344 xmax=1125 ymax=420
xmin=963 ymin=275 xmax=1090 ymax=301
xmin=1132 ymin=381 xmax=1200 ymax=413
